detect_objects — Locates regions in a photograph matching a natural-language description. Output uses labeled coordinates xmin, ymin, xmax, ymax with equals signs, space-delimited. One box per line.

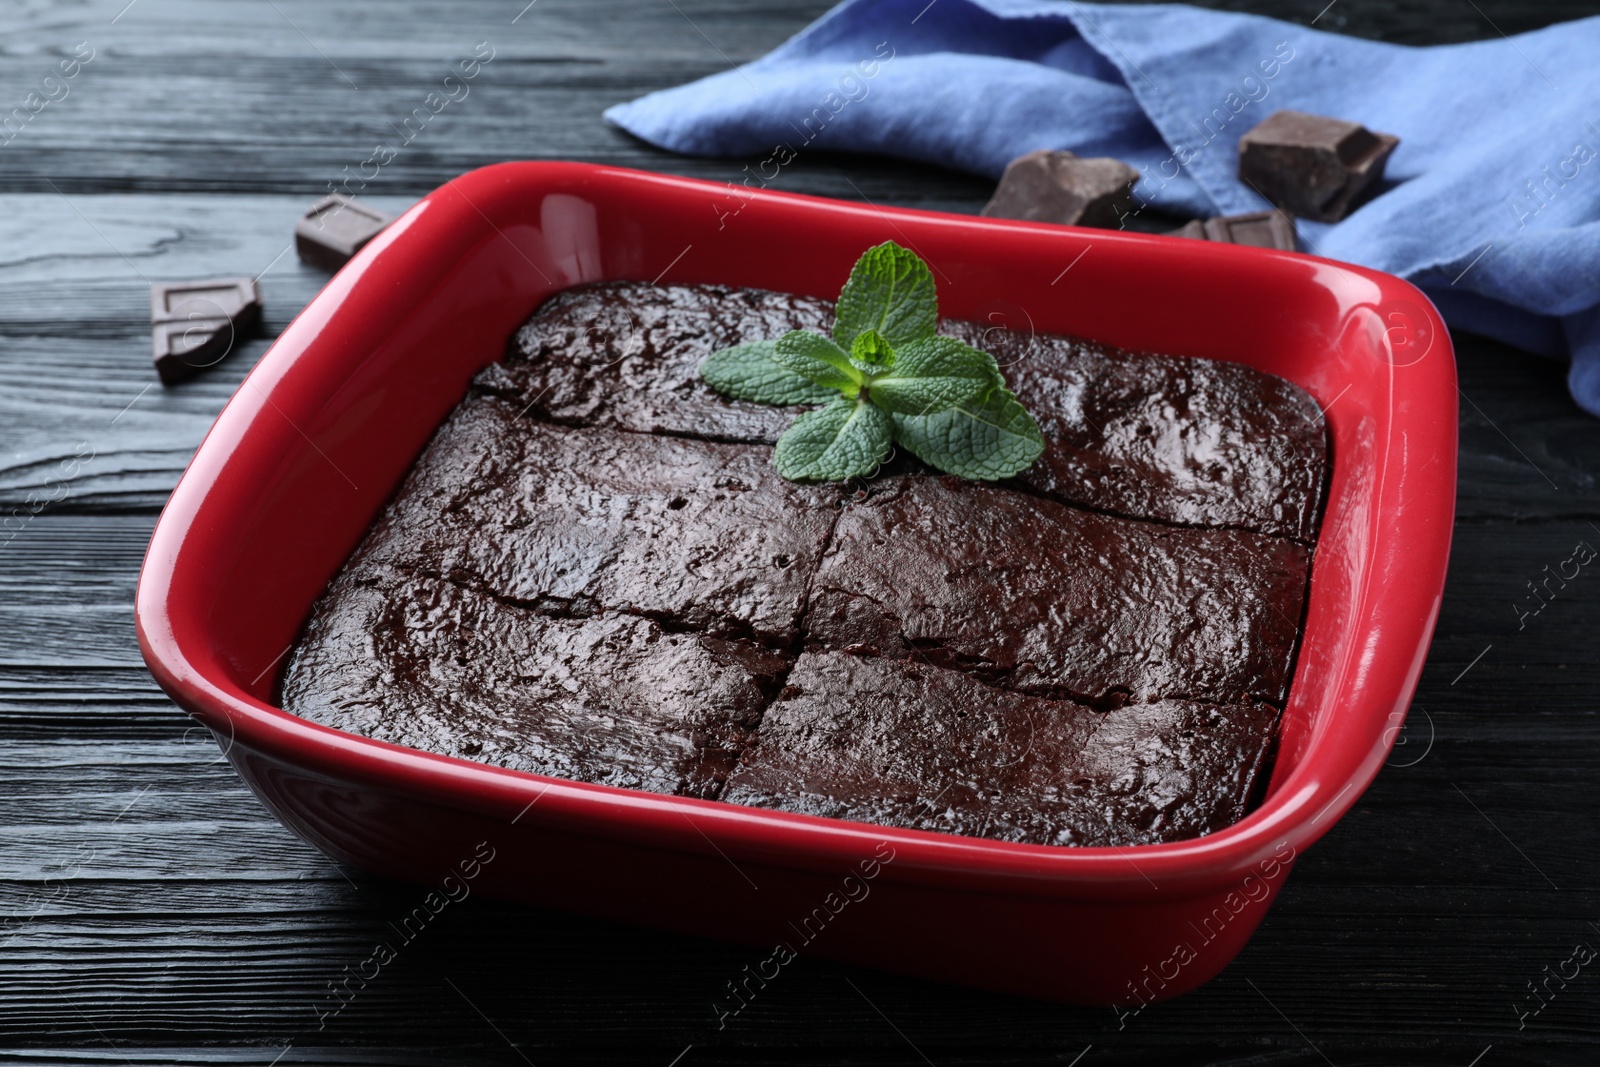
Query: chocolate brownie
xmin=474 ymin=283 xmax=832 ymax=444
xmin=280 ymin=281 xmax=1327 ymax=847
xmin=281 ymin=564 xmax=787 ymax=798
xmin=721 ymin=653 xmax=1279 ymax=847
xmin=482 ymin=283 xmax=1327 ymax=541
xmin=346 ymin=395 xmax=838 ymax=645
xmin=943 ymin=320 xmax=1326 ymax=542
xmin=808 ymin=475 xmax=1309 ymax=707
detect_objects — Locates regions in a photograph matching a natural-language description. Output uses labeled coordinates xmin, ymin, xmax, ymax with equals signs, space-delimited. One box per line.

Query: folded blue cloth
xmin=606 ymin=0 xmax=1600 ymax=416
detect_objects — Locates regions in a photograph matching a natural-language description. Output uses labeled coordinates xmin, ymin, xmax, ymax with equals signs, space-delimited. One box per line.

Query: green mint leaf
xmin=833 ymin=240 xmax=938 ymax=351
xmin=772 ymin=330 xmax=863 ymax=395
xmin=697 ymin=241 xmax=1047 ymax=485
xmin=892 ymin=387 xmax=1044 ymax=480
xmin=774 ymin=396 xmax=893 ymax=481
xmin=865 ymin=336 xmax=999 ymax=416
xmin=850 ymin=329 xmax=894 ymax=369
xmin=700 ymin=341 xmax=838 ymax=406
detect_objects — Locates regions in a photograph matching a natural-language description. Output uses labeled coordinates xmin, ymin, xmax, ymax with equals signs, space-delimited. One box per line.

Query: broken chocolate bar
xmin=148 ymin=277 xmax=262 ymax=385
xmin=1203 ymin=211 xmax=1297 ymax=249
xmin=152 ymin=319 xmax=231 ymax=385
xmin=150 ymin=277 xmax=261 ymax=326
xmin=1238 ymin=110 xmax=1399 ymax=223
xmin=294 ymin=194 xmax=394 ymax=273
xmin=1169 ymin=211 xmax=1297 ymax=251
xmin=981 ymin=149 xmax=1138 ymax=228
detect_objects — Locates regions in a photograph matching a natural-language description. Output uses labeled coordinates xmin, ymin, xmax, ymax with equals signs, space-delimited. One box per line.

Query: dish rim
xmin=135 ymin=161 xmax=1457 ymax=900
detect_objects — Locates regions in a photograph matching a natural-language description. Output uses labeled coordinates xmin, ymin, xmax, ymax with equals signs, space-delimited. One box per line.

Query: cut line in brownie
xmin=722 ymin=652 xmax=1279 ymax=847
xmin=479 ymin=282 xmax=1328 ymax=542
xmin=809 ymin=474 xmax=1309 ymax=708
xmin=281 ymin=563 xmax=788 ymax=799
xmin=280 ymin=280 xmax=1329 ymax=848
xmin=347 ymin=393 xmax=841 ymax=647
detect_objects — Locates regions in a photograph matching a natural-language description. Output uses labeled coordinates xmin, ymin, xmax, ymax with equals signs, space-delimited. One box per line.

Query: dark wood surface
xmin=3 ymin=1 xmax=1599 ymax=1063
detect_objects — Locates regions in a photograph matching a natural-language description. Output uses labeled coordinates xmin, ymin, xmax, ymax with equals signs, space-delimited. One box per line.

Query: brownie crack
xmin=699 ymin=496 xmax=848 ymax=802
xmin=995 ymin=476 xmax=1321 ymax=549
xmin=285 ymin=281 xmax=1323 ymax=848
xmin=482 ymin=379 xmax=1320 ymax=547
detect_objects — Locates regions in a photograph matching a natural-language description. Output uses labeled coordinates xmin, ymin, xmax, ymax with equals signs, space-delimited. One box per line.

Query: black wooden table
xmin=3 ymin=2 xmax=1598 ymax=1063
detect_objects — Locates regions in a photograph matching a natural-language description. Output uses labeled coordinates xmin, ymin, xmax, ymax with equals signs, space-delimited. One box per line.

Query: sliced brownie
xmin=474 ymin=283 xmax=832 ymax=444
xmin=940 ymin=320 xmax=1326 ymax=541
xmin=722 ymin=652 xmax=1278 ymax=847
xmin=282 ymin=564 xmax=787 ymax=799
xmin=808 ymin=475 xmax=1309 ymax=707
xmin=350 ymin=394 xmax=840 ymax=646
xmin=280 ymin=281 xmax=1327 ymax=847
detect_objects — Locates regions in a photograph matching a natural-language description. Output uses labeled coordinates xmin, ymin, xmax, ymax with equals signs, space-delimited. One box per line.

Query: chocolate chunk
xmin=981 ymin=150 xmax=1138 ymax=228
xmin=1169 ymin=211 xmax=1297 ymax=250
xmin=148 ymin=277 xmax=262 ymax=385
xmin=1203 ymin=211 xmax=1297 ymax=249
xmin=294 ymin=194 xmax=394 ymax=272
xmin=150 ymin=277 xmax=261 ymax=325
xmin=1238 ymin=110 xmax=1399 ymax=223
xmin=723 ymin=652 xmax=1279 ymax=847
xmin=152 ymin=319 xmax=231 ymax=385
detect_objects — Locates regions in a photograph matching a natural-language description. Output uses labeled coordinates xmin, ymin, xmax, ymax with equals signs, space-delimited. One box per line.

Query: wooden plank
xmin=0 ymin=0 xmax=989 ymax=200
xmin=2 ymin=881 xmax=1599 ymax=1055
xmin=0 ymin=193 xmax=397 ymax=512
xmin=4 ymin=0 xmax=1600 ymax=1062
xmin=3 ymin=192 xmax=1599 ymax=516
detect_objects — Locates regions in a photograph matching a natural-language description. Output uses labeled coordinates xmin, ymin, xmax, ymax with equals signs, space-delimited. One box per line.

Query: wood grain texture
xmin=2 ymin=0 xmax=1600 ymax=1063
xmin=0 ymin=0 xmax=991 ymax=200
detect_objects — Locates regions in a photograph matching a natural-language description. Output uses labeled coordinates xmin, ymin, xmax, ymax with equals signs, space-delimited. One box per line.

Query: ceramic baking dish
xmin=136 ymin=162 xmax=1455 ymax=1005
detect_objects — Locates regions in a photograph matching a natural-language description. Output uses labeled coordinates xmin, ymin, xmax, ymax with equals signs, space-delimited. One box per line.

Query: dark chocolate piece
xmin=806 ymin=474 xmax=1310 ymax=707
xmin=723 ymin=652 xmax=1278 ymax=847
xmin=1169 ymin=212 xmax=1297 ymax=250
xmin=294 ymin=194 xmax=394 ymax=272
xmin=148 ymin=277 xmax=262 ymax=385
xmin=150 ymin=277 xmax=261 ymax=324
xmin=1238 ymin=110 xmax=1399 ymax=223
xmin=981 ymin=150 xmax=1138 ymax=228
xmin=1204 ymin=211 xmax=1296 ymax=249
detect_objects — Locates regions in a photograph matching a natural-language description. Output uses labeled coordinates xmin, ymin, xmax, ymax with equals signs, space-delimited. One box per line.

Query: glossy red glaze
xmin=135 ymin=163 xmax=1456 ymax=1005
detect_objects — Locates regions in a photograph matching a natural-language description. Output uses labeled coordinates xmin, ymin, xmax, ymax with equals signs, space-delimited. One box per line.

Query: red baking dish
xmin=136 ymin=162 xmax=1455 ymax=1005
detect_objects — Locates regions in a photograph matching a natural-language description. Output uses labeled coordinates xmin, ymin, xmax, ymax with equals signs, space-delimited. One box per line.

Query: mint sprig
xmin=699 ymin=241 xmax=1045 ymax=483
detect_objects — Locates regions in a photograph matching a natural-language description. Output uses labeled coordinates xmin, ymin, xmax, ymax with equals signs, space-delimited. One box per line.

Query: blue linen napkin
xmin=606 ymin=0 xmax=1600 ymax=416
